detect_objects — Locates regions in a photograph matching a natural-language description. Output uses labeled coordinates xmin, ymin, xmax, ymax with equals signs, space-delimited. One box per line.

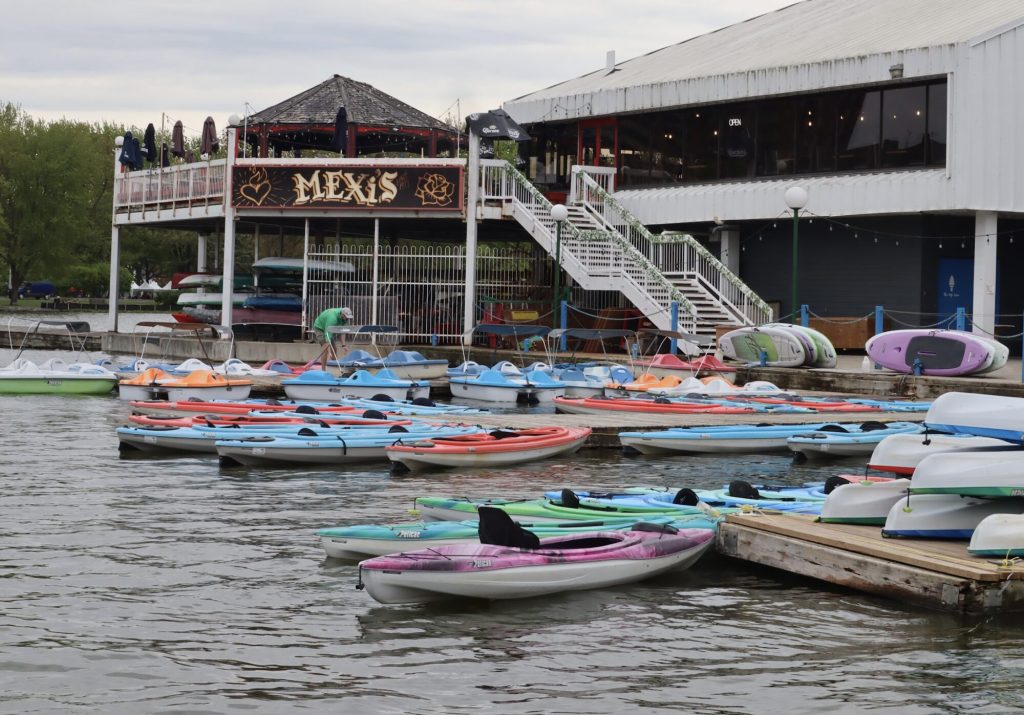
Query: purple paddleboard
xmin=866 ymin=329 xmax=994 ymax=376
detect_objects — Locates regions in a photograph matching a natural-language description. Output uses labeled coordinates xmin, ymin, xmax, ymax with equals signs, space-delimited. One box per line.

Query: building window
xmin=682 ymin=108 xmax=719 ymax=182
xmin=928 ymin=83 xmax=947 ymax=165
xmin=837 ymin=90 xmax=881 ymax=171
xmin=721 ymin=105 xmax=756 ymax=179
xmin=882 ymin=85 xmax=927 ymax=167
xmin=756 ymin=99 xmax=795 ymax=176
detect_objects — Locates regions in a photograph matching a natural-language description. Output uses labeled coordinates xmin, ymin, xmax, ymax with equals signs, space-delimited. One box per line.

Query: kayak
xmin=386 ymin=426 xmax=592 ymax=472
xmin=620 ymin=422 xmax=840 ymax=455
xmin=882 ymin=494 xmax=1024 ymax=539
xmin=968 ymin=514 xmax=1024 ymax=557
xmin=909 ymin=450 xmax=1024 ymax=498
xmin=818 ymin=478 xmax=912 ymax=525
xmin=867 ymin=432 xmax=1013 ymax=475
xmin=356 ymin=509 xmax=715 ymax=604
xmin=786 ymin=421 xmax=924 ymax=460
xmin=554 ymin=396 xmax=756 ymax=416
xmin=924 ymin=392 xmax=1024 ymax=444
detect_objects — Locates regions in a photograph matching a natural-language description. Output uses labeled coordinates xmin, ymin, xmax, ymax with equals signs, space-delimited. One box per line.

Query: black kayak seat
xmin=478 ymin=506 xmax=540 ymax=549
xmin=818 ymin=424 xmax=849 ymax=433
xmin=411 ymin=397 xmax=436 ymax=407
xmin=859 ymin=421 xmax=889 ymax=432
xmin=388 ymin=425 xmax=408 ymax=433
xmin=560 ymin=488 xmax=581 ymax=509
xmin=728 ymin=480 xmax=762 ymax=499
xmin=370 ymin=394 xmax=395 ymax=402
xmin=362 ymin=409 xmax=386 ymax=420
xmin=295 ymin=404 xmax=318 ymax=415
xmin=824 ymin=475 xmax=850 ymax=494
xmin=673 ymin=488 xmax=700 ymax=506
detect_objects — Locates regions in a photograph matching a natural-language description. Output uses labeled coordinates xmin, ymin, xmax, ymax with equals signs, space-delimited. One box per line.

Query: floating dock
xmin=717 ymin=513 xmax=1024 ymax=613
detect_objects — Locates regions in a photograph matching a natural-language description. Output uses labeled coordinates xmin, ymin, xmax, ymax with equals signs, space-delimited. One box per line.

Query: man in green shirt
xmin=313 ymin=306 xmax=353 ymax=343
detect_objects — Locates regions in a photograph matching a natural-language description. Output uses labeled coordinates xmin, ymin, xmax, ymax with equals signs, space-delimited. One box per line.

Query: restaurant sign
xmin=231 ymin=165 xmax=463 ymax=210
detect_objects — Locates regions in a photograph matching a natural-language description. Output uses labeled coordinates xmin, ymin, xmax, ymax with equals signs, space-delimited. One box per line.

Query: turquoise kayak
xmin=317 ymin=514 xmax=720 ymax=560
xmin=413 ymin=495 xmax=734 ymax=523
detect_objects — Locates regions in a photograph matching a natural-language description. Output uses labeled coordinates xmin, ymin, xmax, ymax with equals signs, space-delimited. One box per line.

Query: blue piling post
xmin=670 ymin=301 xmax=679 ymax=354
xmin=431 ymin=333 xmax=438 ymax=347
xmin=955 ymin=307 xmax=966 ymax=332
xmin=800 ymin=304 xmax=809 ymax=327
xmin=559 ymin=300 xmax=568 ymax=352
xmin=759 ymin=350 xmax=767 ymax=367
xmin=912 ymin=357 xmax=923 ymax=376
xmin=631 ymin=341 xmax=639 ymax=360
xmin=874 ymin=305 xmax=884 ymax=335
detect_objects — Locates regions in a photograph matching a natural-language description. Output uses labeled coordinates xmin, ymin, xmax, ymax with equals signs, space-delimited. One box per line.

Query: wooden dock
xmin=717 ymin=513 xmax=1024 ymax=613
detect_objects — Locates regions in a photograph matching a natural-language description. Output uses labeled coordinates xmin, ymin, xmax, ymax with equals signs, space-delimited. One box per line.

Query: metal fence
xmin=305 ymin=243 xmax=550 ymax=343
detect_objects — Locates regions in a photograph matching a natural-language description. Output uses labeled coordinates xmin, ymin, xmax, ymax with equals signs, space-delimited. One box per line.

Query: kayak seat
xmin=266 ymin=398 xmax=282 ymax=406
xmin=297 ymin=427 xmax=319 ymax=436
xmin=412 ymin=397 xmax=436 ymax=407
xmin=818 ymin=424 xmax=849 ymax=433
xmin=370 ymin=394 xmax=395 ymax=402
xmin=388 ymin=425 xmax=409 ymax=433
xmin=478 ymin=506 xmax=540 ymax=549
xmin=295 ymin=405 xmax=318 ymax=415
xmin=489 ymin=429 xmax=521 ymax=440
xmin=673 ymin=488 xmax=700 ymax=506
xmin=560 ymin=488 xmax=581 ymax=508
xmin=633 ymin=522 xmax=679 ymax=535
xmin=728 ymin=480 xmax=762 ymax=499
xmin=823 ymin=475 xmax=851 ymax=494
xmin=362 ymin=409 xmax=386 ymax=420
xmin=859 ymin=421 xmax=889 ymax=432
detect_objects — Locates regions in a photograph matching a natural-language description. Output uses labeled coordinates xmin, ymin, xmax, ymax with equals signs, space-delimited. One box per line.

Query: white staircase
xmin=479 ymin=161 xmax=771 ymax=339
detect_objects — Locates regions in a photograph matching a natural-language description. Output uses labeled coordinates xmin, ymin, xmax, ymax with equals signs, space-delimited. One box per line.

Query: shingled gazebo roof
xmin=249 ymin=74 xmax=451 ymax=131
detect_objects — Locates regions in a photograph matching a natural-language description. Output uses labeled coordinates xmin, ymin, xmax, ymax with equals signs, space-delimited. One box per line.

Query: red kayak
xmin=387 ymin=426 xmax=593 ymax=471
xmin=554 ymin=397 xmax=756 ymax=415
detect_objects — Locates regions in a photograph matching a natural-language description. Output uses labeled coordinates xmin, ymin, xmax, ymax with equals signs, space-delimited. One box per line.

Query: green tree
xmin=0 ymin=103 xmax=120 ymax=301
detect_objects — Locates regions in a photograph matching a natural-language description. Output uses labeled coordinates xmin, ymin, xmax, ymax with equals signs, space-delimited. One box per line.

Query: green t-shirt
xmin=313 ymin=308 xmax=349 ymax=339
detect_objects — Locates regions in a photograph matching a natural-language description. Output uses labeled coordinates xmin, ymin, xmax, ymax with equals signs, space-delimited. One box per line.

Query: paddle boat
xmin=375 ymin=350 xmax=449 ymax=380
xmin=446 ymin=360 xmax=488 ymax=378
xmin=282 ymin=368 xmax=429 ymax=402
xmin=718 ymin=325 xmax=807 ymax=367
xmin=318 ymin=514 xmax=699 ymax=560
xmin=355 ymin=507 xmax=715 ymax=604
xmin=215 ymin=424 xmax=482 ymax=466
xmin=620 ymin=422 xmax=841 ymax=455
xmin=968 ymin=514 xmax=1024 ymax=557
xmin=817 ymin=478 xmax=912 ymax=525
xmin=214 ymin=358 xmax=291 ymax=377
xmin=156 ymin=369 xmax=252 ymax=401
xmin=881 ymin=494 xmax=1024 ymax=539
xmin=551 ymin=367 xmax=609 ymax=398
xmin=866 ymin=329 xmax=998 ymax=376
xmin=786 ymin=421 xmax=924 ymax=460
xmin=908 ymin=450 xmax=1024 ymax=498
xmin=448 ymin=367 xmax=565 ymax=403
xmin=631 ymin=352 xmax=738 ymax=378
xmin=386 ymin=426 xmax=592 ymax=472
xmin=924 ymin=392 xmax=1024 ymax=443
xmin=867 ymin=432 xmax=1013 ymax=475
xmin=0 ymin=358 xmax=119 ymax=395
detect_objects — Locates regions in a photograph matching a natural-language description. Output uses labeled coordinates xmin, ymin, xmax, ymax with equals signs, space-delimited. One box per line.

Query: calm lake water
xmin=2 ymin=373 xmax=1024 ymax=713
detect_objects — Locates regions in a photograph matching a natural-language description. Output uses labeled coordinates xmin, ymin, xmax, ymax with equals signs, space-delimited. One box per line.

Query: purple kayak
xmin=356 ymin=507 xmax=714 ymax=603
xmin=865 ymin=329 xmax=994 ymax=377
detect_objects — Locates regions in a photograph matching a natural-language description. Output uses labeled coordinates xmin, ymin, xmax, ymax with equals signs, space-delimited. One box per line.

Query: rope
xmin=883 ymin=310 xmax=952 ymax=329
xmin=805 ymin=309 xmax=875 ymax=325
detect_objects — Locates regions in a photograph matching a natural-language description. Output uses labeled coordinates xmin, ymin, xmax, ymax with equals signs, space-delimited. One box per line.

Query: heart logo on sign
xmin=238 ymin=168 xmax=272 ymax=205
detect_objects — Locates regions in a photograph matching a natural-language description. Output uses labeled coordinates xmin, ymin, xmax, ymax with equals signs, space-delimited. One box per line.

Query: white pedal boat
xmin=909 ymin=450 xmax=1024 ymax=498
xmin=867 ymin=432 xmax=1014 ymax=475
xmin=818 ymin=478 xmax=911 ymax=525
xmin=881 ymin=494 xmax=1024 ymax=539
xmin=968 ymin=514 xmax=1024 ymax=557
xmin=924 ymin=392 xmax=1024 ymax=443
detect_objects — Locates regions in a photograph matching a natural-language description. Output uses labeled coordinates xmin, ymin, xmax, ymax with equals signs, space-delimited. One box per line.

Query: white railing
xmin=114 ymin=160 xmax=227 ymax=212
xmin=481 ymin=160 xmax=696 ymax=333
xmin=572 ymin=167 xmax=771 ymax=326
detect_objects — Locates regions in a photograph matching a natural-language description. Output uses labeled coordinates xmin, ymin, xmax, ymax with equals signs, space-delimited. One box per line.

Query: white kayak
xmin=924 ymin=392 xmax=1024 ymax=444
xmin=968 ymin=514 xmax=1024 ymax=557
xmin=882 ymin=494 xmax=1024 ymax=539
xmin=909 ymin=450 xmax=1024 ymax=498
xmin=867 ymin=432 xmax=1014 ymax=475
xmin=818 ymin=478 xmax=911 ymax=525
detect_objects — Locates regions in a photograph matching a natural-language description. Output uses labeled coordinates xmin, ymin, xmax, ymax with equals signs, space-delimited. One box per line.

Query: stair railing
xmin=480 ymin=160 xmax=696 ymax=332
xmin=572 ymin=167 xmax=772 ymax=326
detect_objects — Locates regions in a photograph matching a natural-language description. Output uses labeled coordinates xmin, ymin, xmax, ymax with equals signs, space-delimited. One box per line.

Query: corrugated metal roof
xmin=508 ymin=0 xmax=1024 ymax=105
xmin=250 ymin=75 xmax=450 ymax=131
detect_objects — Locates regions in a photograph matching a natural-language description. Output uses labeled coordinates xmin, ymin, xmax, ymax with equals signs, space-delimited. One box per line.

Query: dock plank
xmin=718 ymin=514 xmax=1024 ymax=613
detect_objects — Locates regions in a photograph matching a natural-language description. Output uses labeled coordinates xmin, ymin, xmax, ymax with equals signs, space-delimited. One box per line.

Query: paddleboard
xmin=764 ymin=323 xmax=837 ymax=368
xmin=865 ymin=329 xmax=994 ymax=376
xmin=718 ymin=326 xmax=806 ymax=367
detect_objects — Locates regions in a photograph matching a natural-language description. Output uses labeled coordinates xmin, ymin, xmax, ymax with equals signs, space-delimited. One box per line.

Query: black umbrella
xmin=131 ymin=137 xmax=143 ymax=170
xmin=143 ymin=123 xmax=157 ymax=163
xmin=171 ymin=120 xmax=185 ymax=157
xmin=200 ymin=116 xmax=219 ymax=156
xmin=465 ymin=109 xmax=530 ymax=141
xmin=118 ymin=131 xmax=142 ymax=170
xmin=160 ymin=142 xmax=170 ymax=167
xmin=329 ymin=106 xmax=348 ymax=154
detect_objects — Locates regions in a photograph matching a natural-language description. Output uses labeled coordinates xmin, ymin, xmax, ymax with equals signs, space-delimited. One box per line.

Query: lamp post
xmin=783 ymin=186 xmax=808 ymax=320
xmin=550 ymin=203 xmax=569 ymax=328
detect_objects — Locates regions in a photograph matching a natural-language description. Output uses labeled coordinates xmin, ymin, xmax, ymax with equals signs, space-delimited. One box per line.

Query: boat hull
xmin=718 ymin=327 xmax=806 ymax=367
xmin=388 ymin=432 xmax=589 ymax=471
xmin=867 ymin=432 xmax=1012 ymax=475
xmin=909 ymin=450 xmax=1024 ymax=498
xmin=882 ymin=494 xmax=1024 ymax=538
xmin=924 ymin=392 xmax=1024 ymax=443
xmin=866 ymin=330 xmax=994 ymax=376
xmin=357 ymin=529 xmax=714 ymax=603
xmin=968 ymin=514 xmax=1024 ymax=556
xmin=818 ymin=479 xmax=911 ymax=525
xmin=283 ymin=384 xmax=425 ymax=402
xmin=0 ymin=377 xmax=117 ymax=395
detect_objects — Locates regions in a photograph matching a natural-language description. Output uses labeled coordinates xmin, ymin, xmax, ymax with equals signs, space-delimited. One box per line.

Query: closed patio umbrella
xmin=329 ymin=106 xmax=348 ymax=155
xmin=200 ymin=116 xmax=219 ymax=156
xmin=171 ymin=120 xmax=185 ymax=157
xmin=143 ymin=123 xmax=157 ymax=163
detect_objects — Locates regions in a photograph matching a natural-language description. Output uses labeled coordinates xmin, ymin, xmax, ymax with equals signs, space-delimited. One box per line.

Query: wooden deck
xmin=717 ymin=513 xmax=1024 ymax=613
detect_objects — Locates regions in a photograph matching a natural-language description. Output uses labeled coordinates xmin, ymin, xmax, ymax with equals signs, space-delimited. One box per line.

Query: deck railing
xmin=114 ymin=160 xmax=227 ymax=212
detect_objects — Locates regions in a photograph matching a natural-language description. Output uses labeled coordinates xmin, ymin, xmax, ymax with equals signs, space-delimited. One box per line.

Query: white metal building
xmin=504 ymin=0 xmax=1024 ymax=335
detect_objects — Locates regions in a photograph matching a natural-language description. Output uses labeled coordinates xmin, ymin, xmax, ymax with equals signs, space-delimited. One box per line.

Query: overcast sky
xmin=0 ymin=0 xmax=796 ymax=138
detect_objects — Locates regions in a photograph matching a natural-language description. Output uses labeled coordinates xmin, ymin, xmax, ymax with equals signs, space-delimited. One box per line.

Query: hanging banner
xmin=231 ymin=165 xmax=464 ymax=210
